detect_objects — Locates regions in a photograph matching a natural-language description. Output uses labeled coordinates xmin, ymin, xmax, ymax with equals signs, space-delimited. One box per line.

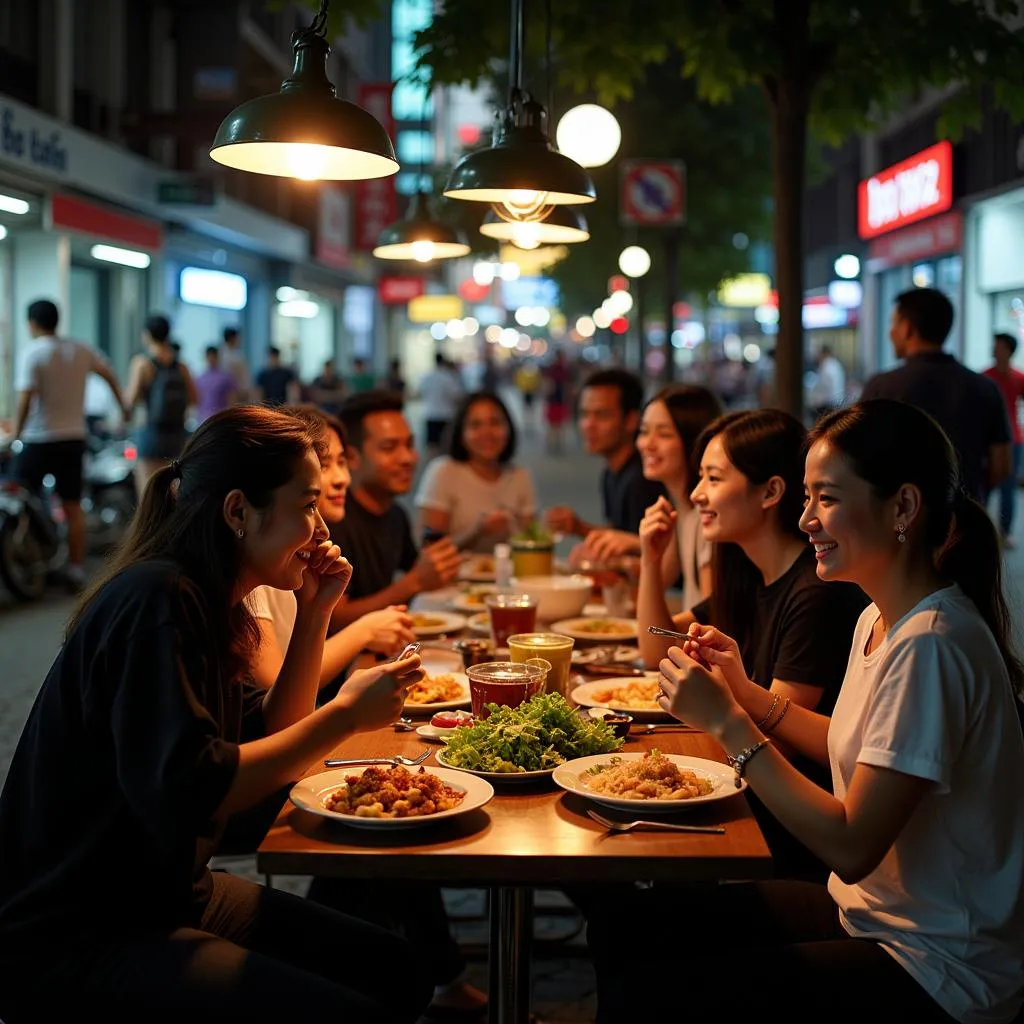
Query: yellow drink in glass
xmin=510 ymin=539 xmax=554 ymax=578
xmin=507 ymin=633 xmax=575 ymax=698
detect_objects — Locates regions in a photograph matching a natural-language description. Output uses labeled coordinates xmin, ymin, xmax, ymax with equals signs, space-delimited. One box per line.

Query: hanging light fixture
xmin=209 ymin=0 xmax=398 ymax=180
xmin=373 ymin=79 xmax=470 ymax=262
xmin=480 ymin=204 xmax=589 ymax=246
xmin=442 ymin=0 xmax=595 ymax=214
xmin=373 ymin=191 xmax=471 ymax=261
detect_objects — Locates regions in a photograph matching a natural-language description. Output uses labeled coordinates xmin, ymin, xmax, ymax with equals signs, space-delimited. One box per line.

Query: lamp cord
xmin=545 ymin=0 xmax=552 ymax=128
xmin=310 ymin=0 xmax=330 ymax=36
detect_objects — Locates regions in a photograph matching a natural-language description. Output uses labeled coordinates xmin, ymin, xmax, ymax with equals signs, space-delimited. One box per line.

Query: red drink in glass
xmin=485 ymin=594 xmax=538 ymax=647
xmin=468 ymin=661 xmax=546 ymax=719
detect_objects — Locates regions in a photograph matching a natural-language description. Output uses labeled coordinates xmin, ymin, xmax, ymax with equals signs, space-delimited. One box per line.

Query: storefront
xmin=857 ymin=141 xmax=962 ymax=371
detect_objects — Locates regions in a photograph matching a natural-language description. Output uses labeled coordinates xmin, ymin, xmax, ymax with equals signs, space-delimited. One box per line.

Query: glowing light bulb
xmin=411 ymin=239 xmax=436 ymax=263
xmin=285 ymin=143 xmax=332 ymax=181
xmin=500 ymin=190 xmax=549 ymax=219
xmin=511 ymin=222 xmax=542 ymax=249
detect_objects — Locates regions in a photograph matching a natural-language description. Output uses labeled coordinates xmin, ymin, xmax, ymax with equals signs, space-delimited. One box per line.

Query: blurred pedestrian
xmin=348 ymin=357 xmax=376 ymax=394
xmin=254 ymin=347 xmax=300 ymax=407
xmin=220 ymin=326 xmax=251 ymax=403
xmin=807 ymin=344 xmax=846 ymax=421
xmin=413 ymin=353 xmax=464 ymax=459
xmin=194 ymin=345 xmax=236 ymax=424
xmin=543 ymin=349 xmax=571 ymax=454
xmin=983 ymin=331 xmax=1024 ymax=547
xmin=385 ymin=357 xmax=406 ymax=398
xmin=308 ymin=358 xmax=346 ymax=416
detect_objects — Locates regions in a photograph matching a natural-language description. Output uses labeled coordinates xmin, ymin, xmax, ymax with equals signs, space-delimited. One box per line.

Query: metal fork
xmin=586 ymin=808 xmax=725 ymax=834
xmin=324 ymin=748 xmax=431 ymax=769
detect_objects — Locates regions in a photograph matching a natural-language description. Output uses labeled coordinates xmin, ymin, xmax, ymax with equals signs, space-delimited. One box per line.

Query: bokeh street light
xmin=555 ymin=104 xmax=622 ymax=169
xmin=618 ymin=244 xmax=651 ymax=278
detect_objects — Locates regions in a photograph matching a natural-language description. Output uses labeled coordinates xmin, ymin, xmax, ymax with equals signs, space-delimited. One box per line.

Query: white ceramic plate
xmin=552 ymin=752 xmax=744 ymax=812
xmin=466 ymin=612 xmax=491 ymax=635
xmin=419 ymin=647 xmax=464 ymax=675
xmin=572 ymin=645 xmax=641 ymax=667
xmin=551 ymin=616 xmax=638 ymax=643
xmin=570 ymin=676 xmax=670 ymax=719
xmin=450 ymin=585 xmax=498 ymax=614
xmin=416 ymin=723 xmax=461 ymax=742
xmin=410 ymin=611 xmax=467 ymax=637
xmin=459 ymin=556 xmax=497 ymax=582
xmin=290 ymin=765 xmax=494 ymax=830
xmin=403 ymin=670 xmax=471 ymax=714
xmin=436 ymin=748 xmax=556 ymax=784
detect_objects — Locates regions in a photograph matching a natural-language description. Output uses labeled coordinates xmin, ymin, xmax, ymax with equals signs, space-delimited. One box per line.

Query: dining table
xmin=257 ymin=587 xmax=773 ymax=1024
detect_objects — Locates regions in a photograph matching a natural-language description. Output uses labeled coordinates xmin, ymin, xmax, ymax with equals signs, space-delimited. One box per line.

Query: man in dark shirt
xmin=255 ymin=347 xmax=300 ymax=407
xmin=328 ymin=390 xmax=461 ymax=629
xmin=545 ymin=368 xmax=665 ymax=559
xmin=860 ymin=287 xmax=1011 ymax=503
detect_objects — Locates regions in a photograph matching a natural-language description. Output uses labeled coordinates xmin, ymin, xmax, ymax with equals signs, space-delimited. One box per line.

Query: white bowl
xmin=509 ymin=574 xmax=593 ymax=622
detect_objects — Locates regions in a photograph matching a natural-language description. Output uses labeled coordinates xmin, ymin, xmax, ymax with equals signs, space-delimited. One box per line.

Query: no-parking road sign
xmin=620 ymin=160 xmax=686 ymax=226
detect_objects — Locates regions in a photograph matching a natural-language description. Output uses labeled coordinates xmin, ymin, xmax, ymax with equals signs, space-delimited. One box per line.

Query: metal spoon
xmin=393 ymin=717 xmax=415 ymax=732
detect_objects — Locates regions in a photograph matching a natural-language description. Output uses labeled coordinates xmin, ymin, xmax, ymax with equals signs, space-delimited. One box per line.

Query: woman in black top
xmin=0 ymin=406 xmax=431 ymax=1023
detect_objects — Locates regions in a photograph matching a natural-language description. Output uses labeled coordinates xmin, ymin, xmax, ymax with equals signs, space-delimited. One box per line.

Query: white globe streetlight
xmin=618 ymin=244 xmax=651 ymax=278
xmin=555 ymin=104 xmax=622 ymax=169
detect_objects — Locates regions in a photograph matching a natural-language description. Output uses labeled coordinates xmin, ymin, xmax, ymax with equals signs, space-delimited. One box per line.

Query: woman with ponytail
xmin=0 ymin=406 xmax=432 ymax=1023
xmin=590 ymin=399 xmax=1024 ymax=1023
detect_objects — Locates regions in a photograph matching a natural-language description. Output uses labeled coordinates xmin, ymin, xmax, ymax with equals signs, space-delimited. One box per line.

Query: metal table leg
xmin=488 ymin=885 xmax=533 ymax=1024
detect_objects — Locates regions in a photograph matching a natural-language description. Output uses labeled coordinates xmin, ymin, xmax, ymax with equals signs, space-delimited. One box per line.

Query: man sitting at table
xmin=544 ymin=368 xmax=665 ymax=563
xmin=329 ymin=390 xmax=462 ymax=630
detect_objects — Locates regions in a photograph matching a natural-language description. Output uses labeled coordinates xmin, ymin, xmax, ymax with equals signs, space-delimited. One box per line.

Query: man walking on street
xmin=11 ymin=299 xmax=127 ymax=590
xmin=984 ymin=331 xmax=1024 ymax=547
xmin=220 ymin=326 xmax=251 ymax=403
xmin=860 ymin=287 xmax=1011 ymax=504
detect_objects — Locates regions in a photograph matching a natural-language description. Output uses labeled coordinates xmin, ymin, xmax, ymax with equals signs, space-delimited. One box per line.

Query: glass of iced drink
xmin=467 ymin=660 xmax=547 ymax=720
xmin=507 ymin=633 xmax=575 ymax=698
xmin=484 ymin=593 xmax=538 ymax=647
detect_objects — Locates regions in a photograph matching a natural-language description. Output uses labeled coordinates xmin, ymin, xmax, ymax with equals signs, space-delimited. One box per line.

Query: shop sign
xmin=157 ymin=177 xmax=217 ymax=207
xmin=51 ymin=193 xmax=162 ymax=250
xmin=379 ymin=276 xmax=425 ymax=304
xmin=354 ymin=84 xmax=397 ymax=252
xmin=1 ymin=103 xmax=69 ymax=176
xmin=316 ymin=186 xmax=351 ymax=269
xmin=866 ymin=211 xmax=962 ymax=270
xmin=717 ymin=273 xmax=772 ymax=308
xmin=857 ymin=141 xmax=953 ymax=240
xmin=408 ymin=294 xmax=462 ymax=323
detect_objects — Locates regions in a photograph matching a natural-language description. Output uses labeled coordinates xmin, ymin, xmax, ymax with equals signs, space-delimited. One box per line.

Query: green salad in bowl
xmin=439 ymin=692 xmax=623 ymax=774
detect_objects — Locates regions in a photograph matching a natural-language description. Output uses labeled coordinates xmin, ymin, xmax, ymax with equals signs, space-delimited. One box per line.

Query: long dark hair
xmin=694 ymin=409 xmax=808 ymax=646
xmin=645 ymin=384 xmax=724 ymax=493
xmin=810 ymin=399 xmax=1024 ymax=701
xmin=69 ymin=406 xmax=325 ymax=684
xmin=447 ymin=391 xmax=517 ymax=464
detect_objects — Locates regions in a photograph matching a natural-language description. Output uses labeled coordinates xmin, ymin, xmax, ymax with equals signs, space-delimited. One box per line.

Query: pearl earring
xmin=896 ymin=523 xmax=907 ymax=544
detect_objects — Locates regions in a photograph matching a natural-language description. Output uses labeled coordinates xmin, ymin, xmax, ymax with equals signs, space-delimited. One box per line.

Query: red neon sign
xmin=857 ymin=141 xmax=953 ymax=240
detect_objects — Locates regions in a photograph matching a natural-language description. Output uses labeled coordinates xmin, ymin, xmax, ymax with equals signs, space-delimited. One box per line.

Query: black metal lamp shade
xmin=373 ymin=193 xmax=471 ymax=261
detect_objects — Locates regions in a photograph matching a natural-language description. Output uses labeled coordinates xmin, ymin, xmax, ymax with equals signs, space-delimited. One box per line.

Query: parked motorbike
xmin=0 ymin=443 xmax=65 ymax=601
xmin=82 ymin=433 xmax=137 ymax=552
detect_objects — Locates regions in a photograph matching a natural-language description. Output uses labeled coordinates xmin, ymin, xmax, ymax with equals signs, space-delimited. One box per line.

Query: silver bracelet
xmin=727 ymin=739 xmax=770 ymax=788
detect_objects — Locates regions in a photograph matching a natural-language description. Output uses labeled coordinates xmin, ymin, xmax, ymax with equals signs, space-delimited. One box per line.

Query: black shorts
xmin=425 ymin=419 xmax=449 ymax=446
xmin=15 ymin=439 xmax=86 ymax=501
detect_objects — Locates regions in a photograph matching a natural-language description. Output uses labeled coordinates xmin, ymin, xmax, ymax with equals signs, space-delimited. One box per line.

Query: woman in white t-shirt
xmin=415 ymin=391 xmax=536 ymax=553
xmin=592 ymin=400 xmax=1024 ymax=1023
xmin=634 ymin=384 xmax=722 ymax=651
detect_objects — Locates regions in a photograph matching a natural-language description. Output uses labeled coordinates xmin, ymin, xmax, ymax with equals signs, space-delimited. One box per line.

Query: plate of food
xmin=403 ymin=671 xmax=472 ymax=714
xmin=551 ymin=617 xmax=638 ymax=643
xmin=552 ymin=750 xmax=743 ymax=812
xmin=290 ymin=764 xmax=494 ymax=830
xmin=416 ymin=709 xmax=476 ymax=742
xmin=410 ymin=610 xmax=467 ymax=637
xmin=570 ymin=676 xmax=671 ymax=719
xmin=436 ymin=691 xmax=623 ymax=783
xmin=466 ymin=611 xmax=491 ymax=635
xmin=450 ymin=584 xmax=498 ymax=614
xmin=459 ymin=554 xmax=496 ymax=582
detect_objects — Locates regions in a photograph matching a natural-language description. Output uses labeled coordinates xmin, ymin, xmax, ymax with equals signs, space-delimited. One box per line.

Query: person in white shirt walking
xmin=11 ymin=299 xmax=127 ymax=589
xmin=219 ymin=326 xmax=251 ymax=403
xmin=808 ymin=345 xmax=847 ymax=421
xmin=412 ymin=353 xmax=465 ymax=457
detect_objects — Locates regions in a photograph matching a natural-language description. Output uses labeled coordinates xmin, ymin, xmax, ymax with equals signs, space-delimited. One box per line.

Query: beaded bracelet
xmin=727 ymin=739 xmax=770 ymax=788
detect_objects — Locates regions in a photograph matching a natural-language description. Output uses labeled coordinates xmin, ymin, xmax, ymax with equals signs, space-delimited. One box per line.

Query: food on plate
xmin=463 ymin=555 xmax=496 ymax=575
xmin=583 ymin=750 xmax=714 ymax=800
xmin=441 ymin=692 xmax=622 ymax=774
xmin=323 ymin=765 xmax=465 ymax=818
xmin=574 ymin=618 xmax=635 ymax=636
xmin=591 ymin=680 xmax=661 ymax=710
xmin=406 ymin=673 xmax=466 ymax=705
xmin=455 ymin=586 xmax=492 ymax=608
xmin=411 ymin=613 xmax=447 ymax=629
xmin=431 ymin=709 xmax=475 ymax=729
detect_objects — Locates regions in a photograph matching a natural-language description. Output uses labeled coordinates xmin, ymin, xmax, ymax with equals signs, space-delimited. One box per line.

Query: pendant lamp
xmin=480 ymin=204 xmax=589 ymax=247
xmin=373 ymin=190 xmax=471 ymax=261
xmin=210 ymin=0 xmax=398 ymax=181
xmin=442 ymin=0 xmax=595 ymax=213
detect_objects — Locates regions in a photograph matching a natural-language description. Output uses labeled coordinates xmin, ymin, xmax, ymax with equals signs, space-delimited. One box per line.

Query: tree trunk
xmin=661 ymin=229 xmax=681 ymax=385
xmin=768 ymin=77 xmax=810 ymax=420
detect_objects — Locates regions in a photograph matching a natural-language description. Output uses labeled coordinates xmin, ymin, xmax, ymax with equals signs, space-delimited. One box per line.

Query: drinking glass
xmin=510 ymin=538 xmax=554 ymax=578
xmin=467 ymin=660 xmax=548 ymax=720
xmin=484 ymin=593 xmax=538 ymax=647
xmin=507 ymin=633 xmax=575 ymax=698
